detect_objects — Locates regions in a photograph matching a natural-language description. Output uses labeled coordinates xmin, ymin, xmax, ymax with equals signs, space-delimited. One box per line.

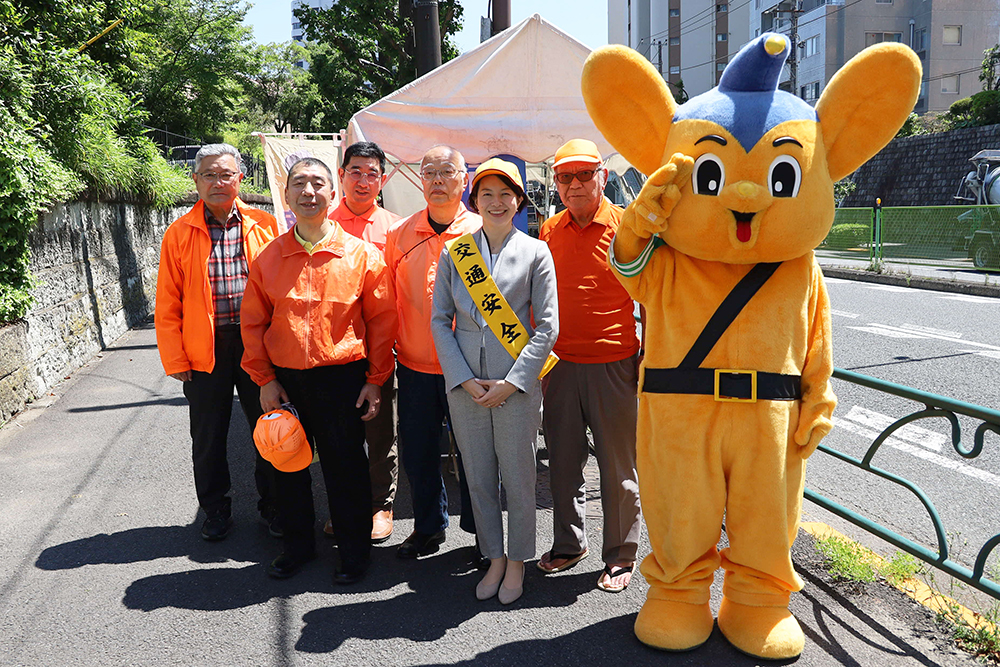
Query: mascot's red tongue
xmin=736 ymin=220 xmax=752 ymax=242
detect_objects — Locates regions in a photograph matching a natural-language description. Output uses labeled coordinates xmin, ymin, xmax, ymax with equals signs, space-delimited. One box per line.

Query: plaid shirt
xmin=204 ymin=205 xmax=248 ymax=327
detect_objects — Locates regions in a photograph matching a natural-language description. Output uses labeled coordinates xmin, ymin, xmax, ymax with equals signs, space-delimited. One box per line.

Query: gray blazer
xmin=431 ymin=228 xmax=558 ymax=393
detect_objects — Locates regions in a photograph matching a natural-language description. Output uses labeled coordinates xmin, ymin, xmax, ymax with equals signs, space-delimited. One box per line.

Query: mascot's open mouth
xmin=732 ymin=211 xmax=755 ymax=242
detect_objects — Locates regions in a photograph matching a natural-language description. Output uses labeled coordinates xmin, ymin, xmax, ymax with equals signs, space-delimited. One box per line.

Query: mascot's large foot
xmin=717 ymin=597 xmax=804 ymax=660
xmin=634 ymin=598 xmax=713 ymax=651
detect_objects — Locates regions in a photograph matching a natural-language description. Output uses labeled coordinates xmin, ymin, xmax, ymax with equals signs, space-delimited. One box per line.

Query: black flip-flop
xmin=597 ymin=563 xmax=634 ymax=592
xmin=536 ymin=549 xmax=589 ymax=573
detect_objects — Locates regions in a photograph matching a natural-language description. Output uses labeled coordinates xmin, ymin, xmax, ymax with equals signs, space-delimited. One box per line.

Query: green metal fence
xmin=807 ymin=368 xmax=1000 ymax=600
xmin=820 ymin=204 xmax=1000 ymax=270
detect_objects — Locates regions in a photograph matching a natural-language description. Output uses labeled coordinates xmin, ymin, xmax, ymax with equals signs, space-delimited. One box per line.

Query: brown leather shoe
xmin=371 ymin=509 xmax=393 ymax=543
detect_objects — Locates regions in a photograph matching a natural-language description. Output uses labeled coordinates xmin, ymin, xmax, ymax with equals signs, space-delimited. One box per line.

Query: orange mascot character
xmin=581 ymin=33 xmax=921 ymax=659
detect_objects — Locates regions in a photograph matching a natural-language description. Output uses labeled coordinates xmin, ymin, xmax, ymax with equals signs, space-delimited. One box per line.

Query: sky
xmin=243 ymin=0 xmax=609 ymax=53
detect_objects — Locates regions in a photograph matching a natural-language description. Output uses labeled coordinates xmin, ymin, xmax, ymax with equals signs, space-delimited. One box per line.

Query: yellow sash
xmin=445 ymin=233 xmax=558 ymax=380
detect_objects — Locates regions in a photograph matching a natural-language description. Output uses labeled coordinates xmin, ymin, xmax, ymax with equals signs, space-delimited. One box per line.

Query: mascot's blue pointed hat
xmin=673 ymin=32 xmax=817 ymax=151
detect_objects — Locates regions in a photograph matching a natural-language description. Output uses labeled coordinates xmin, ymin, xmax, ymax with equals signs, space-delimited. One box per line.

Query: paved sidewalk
xmin=0 ymin=323 xmax=980 ymax=666
xmin=816 ymin=252 xmax=1000 ymax=298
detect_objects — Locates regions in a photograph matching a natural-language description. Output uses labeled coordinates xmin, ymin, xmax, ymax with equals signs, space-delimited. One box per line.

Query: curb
xmin=820 ymin=266 xmax=1000 ymax=299
xmin=800 ymin=521 xmax=997 ymax=633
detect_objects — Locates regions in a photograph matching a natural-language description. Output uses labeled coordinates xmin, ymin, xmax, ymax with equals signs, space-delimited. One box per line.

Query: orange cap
xmin=553 ymin=139 xmax=602 ymax=168
xmin=471 ymin=157 xmax=525 ymax=197
xmin=253 ymin=409 xmax=311 ymax=472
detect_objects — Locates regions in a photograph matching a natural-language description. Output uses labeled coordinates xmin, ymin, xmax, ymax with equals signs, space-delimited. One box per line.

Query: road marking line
xmin=843 ymin=406 xmax=945 ymax=451
xmin=968 ymin=350 xmax=1000 ymax=359
xmin=830 ymin=309 xmax=860 ymax=318
xmin=898 ymin=323 xmax=962 ymax=338
xmin=833 ymin=417 xmax=1000 ymax=488
xmin=846 ymin=326 xmax=924 ymax=338
xmin=862 ymin=285 xmax=913 ymax=292
xmin=865 ymin=323 xmax=1000 ymax=351
xmin=940 ymin=295 xmax=1000 ymax=304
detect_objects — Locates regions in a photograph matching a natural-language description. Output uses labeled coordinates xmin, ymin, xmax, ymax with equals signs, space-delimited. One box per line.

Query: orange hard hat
xmin=253 ymin=408 xmax=311 ymax=472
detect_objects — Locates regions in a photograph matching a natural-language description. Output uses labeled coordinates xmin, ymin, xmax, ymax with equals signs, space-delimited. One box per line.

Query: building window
xmin=865 ymin=32 xmax=902 ymax=48
xmin=943 ymin=26 xmax=962 ymax=45
xmin=670 ymin=66 xmax=681 ymax=75
xmin=292 ymin=21 xmax=300 ymax=30
xmin=717 ymin=33 xmax=727 ymax=42
xmin=669 ymin=37 xmax=680 ymax=46
xmin=717 ymin=62 xmax=726 ymax=71
xmin=913 ymin=27 xmax=927 ymax=52
xmin=800 ymin=35 xmax=819 ymax=59
xmin=716 ymin=3 xmax=728 ymax=11
xmin=875 ymin=0 xmax=892 ymax=4
xmin=800 ymin=82 xmax=820 ymax=102
xmin=941 ymin=75 xmax=959 ymax=94
xmin=669 ymin=8 xmax=680 ymax=17
xmin=755 ymin=28 xmax=760 ymax=37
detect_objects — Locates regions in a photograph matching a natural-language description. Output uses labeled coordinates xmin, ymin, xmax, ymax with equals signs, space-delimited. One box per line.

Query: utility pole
xmin=492 ymin=0 xmax=511 ymax=36
xmin=787 ymin=0 xmax=800 ymax=95
xmin=414 ymin=0 xmax=442 ymax=77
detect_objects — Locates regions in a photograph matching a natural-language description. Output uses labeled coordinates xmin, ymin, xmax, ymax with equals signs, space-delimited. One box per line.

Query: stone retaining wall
xmin=844 ymin=124 xmax=1000 ymax=208
xmin=0 ymin=194 xmax=273 ymax=422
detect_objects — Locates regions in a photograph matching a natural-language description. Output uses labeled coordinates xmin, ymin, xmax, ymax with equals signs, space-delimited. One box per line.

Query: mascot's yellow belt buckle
xmin=714 ymin=369 xmax=757 ymax=403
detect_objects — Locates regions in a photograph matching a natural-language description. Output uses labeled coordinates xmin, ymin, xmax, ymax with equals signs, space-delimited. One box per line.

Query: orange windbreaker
xmin=383 ymin=205 xmax=482 ymax=375
xmin=155 ymin=198 xmax=277 ymax=375
xmin=240 ymin=223 xmax=398 ymax=387
xmin=329 ymin=199 xmax=400 ymax=253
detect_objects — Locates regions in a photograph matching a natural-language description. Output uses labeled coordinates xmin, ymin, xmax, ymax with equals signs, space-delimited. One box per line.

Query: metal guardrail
xmin=807 ymin=367 xmax=1000 ymax=600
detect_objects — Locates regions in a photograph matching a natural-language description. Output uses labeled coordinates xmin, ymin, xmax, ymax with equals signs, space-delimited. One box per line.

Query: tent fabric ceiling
xmin=346 ymin=14 xmax=616 ymax=165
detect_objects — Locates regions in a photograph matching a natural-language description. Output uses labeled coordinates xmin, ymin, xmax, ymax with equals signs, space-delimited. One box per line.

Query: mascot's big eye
xmin=693 ymin=154 xmax=725 ymax=196
xmin=768 ymin=155 xmax=801 ymax=198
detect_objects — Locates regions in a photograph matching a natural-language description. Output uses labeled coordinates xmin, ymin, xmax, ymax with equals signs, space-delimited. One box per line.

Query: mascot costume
xmin=581 ymin=34 xmax=921 ymax=659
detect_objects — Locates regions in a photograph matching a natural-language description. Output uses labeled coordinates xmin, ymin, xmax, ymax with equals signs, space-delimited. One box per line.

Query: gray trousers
xmin=446 ymin=383 xmax=540 ymax=562
xmin=541 ymin=355 xmax=642 ymax=564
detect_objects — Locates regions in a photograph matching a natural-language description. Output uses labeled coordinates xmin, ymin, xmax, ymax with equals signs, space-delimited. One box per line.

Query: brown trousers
xmin=541 ymin=355 xmax=642 ymax=564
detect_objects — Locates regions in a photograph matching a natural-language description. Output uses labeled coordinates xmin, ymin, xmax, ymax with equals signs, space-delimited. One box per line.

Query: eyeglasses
xmin=420 ymin=166 xmax=461 ymax=181
xmin=196 ymin=171 xmax=239 ymax=184
xmin=554 ymin=169 xmax=598 ymax=185
xmin=345 ymin=169 xmax=381 ymax=183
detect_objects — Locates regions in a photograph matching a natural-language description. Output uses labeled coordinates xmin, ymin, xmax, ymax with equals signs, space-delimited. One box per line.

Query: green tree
xmin=248 ymin=41 xmax=323 ymax=134
xmin=0 ymin=0 xmax=189 ymax=323
xmin=295 ymin=0 xmax=464 ymax=131
xmin=125 ymin=0 xmax=259 ymax=142
xmin=981 ymin=45 xmax=1000 ymax=92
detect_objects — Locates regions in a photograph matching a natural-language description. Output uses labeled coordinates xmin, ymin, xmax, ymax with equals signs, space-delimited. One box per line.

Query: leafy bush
xmin=949 ymin=97 xmax=974 ymax=116
xmin=824 ymin=223 xmax=870 ymax=249
xmin=970 ymin=90 xmax=1000 ymax=127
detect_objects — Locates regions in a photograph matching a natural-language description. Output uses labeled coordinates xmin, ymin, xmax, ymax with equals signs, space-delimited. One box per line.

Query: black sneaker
xmin=201 ymin=512 xmax=233 ymax=541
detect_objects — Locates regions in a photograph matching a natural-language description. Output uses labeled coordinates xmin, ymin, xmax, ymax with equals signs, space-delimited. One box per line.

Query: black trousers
xmin=274 ymin=360 xmax=372 ymax=571
xmin=183 ymin=323 xmax=274 ymax=516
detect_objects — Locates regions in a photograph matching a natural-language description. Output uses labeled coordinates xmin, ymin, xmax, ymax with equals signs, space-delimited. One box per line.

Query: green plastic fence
xmin=820 ymin=205 xmax=1000 ymax=269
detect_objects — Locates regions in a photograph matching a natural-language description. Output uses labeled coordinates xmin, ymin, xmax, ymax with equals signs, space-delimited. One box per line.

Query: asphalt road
xmin=808 ymin=277 xmax=1000 ymax=581
xmin=0 ymin=317 xmax=987 ymax=666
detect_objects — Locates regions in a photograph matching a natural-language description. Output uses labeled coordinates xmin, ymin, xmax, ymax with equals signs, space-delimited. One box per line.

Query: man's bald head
xmin=421 ymin=145 xmax=466 ymax=172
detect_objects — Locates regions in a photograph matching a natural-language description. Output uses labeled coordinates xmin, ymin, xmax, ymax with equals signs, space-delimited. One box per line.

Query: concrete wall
xmin=843 ymin=123 xmax=1000 ymax=208
xmin=0 ymin=194 xmax=273 ymax=423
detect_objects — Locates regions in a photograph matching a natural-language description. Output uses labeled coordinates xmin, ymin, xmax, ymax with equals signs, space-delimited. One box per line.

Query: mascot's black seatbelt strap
xmin=643 ymin=262 xmax=801 ymax=402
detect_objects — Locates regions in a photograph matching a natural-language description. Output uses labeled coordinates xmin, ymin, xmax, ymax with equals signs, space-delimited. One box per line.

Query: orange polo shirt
xmin=240 ymin=223 xmax=398 ymax=387
xmin=540 ymin=197 xmax=639 ymax=364
xmin=384 ymin=204 xmax=483 ymax=375
xmin=329 ymin=199 xmax=400 ymax=253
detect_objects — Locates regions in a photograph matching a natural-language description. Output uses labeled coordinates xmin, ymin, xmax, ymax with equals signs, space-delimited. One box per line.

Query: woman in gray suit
xmin=431 ymin=158 xmax=558 ymax=604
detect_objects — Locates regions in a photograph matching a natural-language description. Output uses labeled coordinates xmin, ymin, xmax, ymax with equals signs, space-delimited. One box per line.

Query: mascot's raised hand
xmin=628 ymin=153 xmax=694 ymax=237
xmin=583 ymin=33 xmax=920 ymax=659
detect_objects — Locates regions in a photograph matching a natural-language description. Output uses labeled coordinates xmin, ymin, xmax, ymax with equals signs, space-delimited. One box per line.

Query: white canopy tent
xmin=346 ymin=14 xmax=641 ymax=221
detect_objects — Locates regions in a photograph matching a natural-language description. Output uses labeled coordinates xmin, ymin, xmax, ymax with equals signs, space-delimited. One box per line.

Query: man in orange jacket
xmin=325 ymin=141 xmax=401 ymax=543
xmin=384 ymin=145 xmax=481 ymax=561
xmin=241 ymin=157 xmax=397 ymax=583
xmin=155 ymin=143 xmax=280 ymax=542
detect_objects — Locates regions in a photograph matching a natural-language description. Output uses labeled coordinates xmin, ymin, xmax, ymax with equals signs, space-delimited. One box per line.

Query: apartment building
xmin=750 ymin=0 xmax=1000 ymax=113
xmin=608 ymin=0 xmax=753 ymax=100
xmin=291 ymin=0 xmax=333 ymax=67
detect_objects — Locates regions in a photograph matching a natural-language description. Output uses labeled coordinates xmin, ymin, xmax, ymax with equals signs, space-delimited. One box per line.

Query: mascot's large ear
xmin=816 ymin=43 xmax=921 ymax=182
xmin=582 ymin=45 xmax=676 ymax=176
